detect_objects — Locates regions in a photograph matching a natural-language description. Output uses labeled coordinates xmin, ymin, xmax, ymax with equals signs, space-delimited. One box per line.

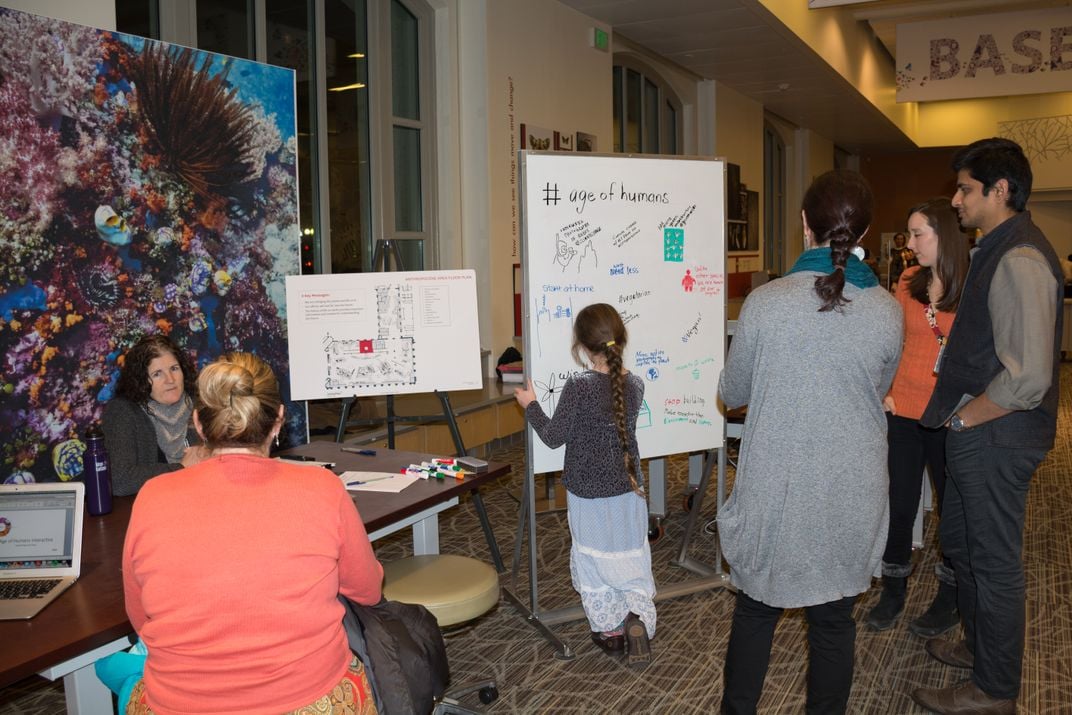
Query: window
xmin=763 ymin=120 xmax=787 ymax=275
xmin=118 ymin=0 xmax=435 ymax=274
xmin=611 ymin=57 xmax=682 ymax=155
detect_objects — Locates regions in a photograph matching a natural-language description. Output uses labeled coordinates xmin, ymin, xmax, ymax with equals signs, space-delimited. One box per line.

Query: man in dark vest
xmin=911 ymin=138 xmax=1062 ymax=714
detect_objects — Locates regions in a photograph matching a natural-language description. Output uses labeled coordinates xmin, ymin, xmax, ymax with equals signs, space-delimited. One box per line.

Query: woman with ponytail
xmin=514 ymin=303 xmax=656 ymax=667
xmin=122 ymin=353 xmax=383 ymax=714
xmin=717 ymin=170 xmax=903 ymax=714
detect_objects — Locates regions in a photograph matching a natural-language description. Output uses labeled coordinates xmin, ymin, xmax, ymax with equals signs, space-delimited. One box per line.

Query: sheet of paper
xmin=338 ymin=471 xmax=419 ymax=493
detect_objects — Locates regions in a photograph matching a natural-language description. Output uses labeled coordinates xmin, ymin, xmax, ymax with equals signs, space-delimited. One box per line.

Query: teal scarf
xmin=786 ymin=247 xmax=879 ymax=289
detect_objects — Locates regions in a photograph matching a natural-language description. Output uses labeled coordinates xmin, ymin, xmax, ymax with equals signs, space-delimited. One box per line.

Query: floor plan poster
xmin=520 ymin=153 xmax=726 ymax=474
xmin=285 ymin=270 xmax=482 ymax=400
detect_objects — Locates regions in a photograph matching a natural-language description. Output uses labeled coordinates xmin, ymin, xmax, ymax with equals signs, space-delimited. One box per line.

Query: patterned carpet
xmin=5 ymin=365 xmax=1072 ymax=713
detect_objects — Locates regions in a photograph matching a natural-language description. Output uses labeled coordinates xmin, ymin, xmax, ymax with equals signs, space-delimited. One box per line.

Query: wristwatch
xmin=949 ymin=413 xmax=971 ymax=432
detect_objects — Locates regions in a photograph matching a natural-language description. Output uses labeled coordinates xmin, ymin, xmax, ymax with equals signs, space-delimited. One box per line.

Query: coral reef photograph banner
xmin=0 ymin=8 xmax=303 ymax=483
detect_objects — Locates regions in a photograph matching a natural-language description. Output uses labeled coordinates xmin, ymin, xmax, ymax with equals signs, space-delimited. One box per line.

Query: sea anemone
xmin=127 ymin=42 xmax=258 ymax=199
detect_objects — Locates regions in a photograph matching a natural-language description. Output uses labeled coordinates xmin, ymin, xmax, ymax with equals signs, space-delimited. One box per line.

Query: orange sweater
xmin=887 ymin=266 xmax=957 ymax=420
xmin=123 ymin=454 xmax=383 ymax=714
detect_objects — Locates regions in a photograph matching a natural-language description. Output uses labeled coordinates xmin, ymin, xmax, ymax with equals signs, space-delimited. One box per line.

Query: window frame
xmin=611 ymin=54 xmax=683 ymax=156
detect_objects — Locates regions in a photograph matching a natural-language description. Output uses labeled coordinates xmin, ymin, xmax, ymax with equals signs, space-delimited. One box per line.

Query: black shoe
xmin=909 ymin=581 xmax=959 ymax=638
xmin=590 ymin=631 xmax=625 ymax=656
xmin=865 ymin=575 xmax=906 ymax=631
xmin=624 ymin=612 xmax=651 ymax=669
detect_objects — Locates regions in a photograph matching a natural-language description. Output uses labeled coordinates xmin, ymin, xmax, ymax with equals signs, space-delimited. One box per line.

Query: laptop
xmin=0 ymin=482 xmax=85 ymax=620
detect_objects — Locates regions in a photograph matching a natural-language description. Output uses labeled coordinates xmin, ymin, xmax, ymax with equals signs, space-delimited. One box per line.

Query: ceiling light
xmin=348 ymin=53 xmax=365 ymax=59
xmin=328 ymin=82 xmax=367 ymax=92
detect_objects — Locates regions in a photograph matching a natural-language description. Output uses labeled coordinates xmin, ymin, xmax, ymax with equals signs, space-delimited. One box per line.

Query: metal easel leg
xmin=335 ymin=396 xmax=357 ymax=443
xmin=500 ymin=449 xmax=573 ymax=660
xmin=671 ymin=444 xmax=729 ymax=582
xmin=434 ymin=392 xmax=504 ymax=572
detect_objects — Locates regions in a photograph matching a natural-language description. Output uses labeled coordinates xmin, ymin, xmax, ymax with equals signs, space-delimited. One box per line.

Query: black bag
xmin=495 ymin=347 xmax=522 ymax=378
xmin=339 ymin=596 xmax=450 ymax=715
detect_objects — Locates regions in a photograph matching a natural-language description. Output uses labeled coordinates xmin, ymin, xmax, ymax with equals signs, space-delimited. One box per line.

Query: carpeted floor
xmin=5 ymin=365 xmax=1072 ymax=714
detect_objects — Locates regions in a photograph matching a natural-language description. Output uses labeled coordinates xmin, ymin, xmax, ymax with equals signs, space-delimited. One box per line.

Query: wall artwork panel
xmin=0 ymin=8 xmax=303 ymax=483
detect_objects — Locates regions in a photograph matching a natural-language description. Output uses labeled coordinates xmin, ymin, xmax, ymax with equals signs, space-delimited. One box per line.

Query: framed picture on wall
xmin=554 ymin=131 xmax=573 ymax=151
xmin=513 ymin=263 xmax=523 ymax=337
xmin=576 ymin=131 xmax=596 ymax=152
xmin=520 ymin=123 xmax=553 ymax=151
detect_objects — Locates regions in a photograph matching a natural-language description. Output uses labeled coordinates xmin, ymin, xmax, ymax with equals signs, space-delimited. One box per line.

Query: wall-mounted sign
xmin=896 ymin=7 xmax=1072 ymax=102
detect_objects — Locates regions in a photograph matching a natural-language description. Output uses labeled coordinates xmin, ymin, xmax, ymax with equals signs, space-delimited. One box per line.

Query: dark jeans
xmin=942 ymin=426 xmax=1045 ymax=700
xmin=722 ymin=591 xmax=857 ymax=715
xmin=883 ymin=414 xmax=949 ymax=569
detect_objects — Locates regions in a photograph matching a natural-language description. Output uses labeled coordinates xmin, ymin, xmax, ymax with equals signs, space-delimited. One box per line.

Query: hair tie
xmin=605 ymin=340 xmax=615 ymax=347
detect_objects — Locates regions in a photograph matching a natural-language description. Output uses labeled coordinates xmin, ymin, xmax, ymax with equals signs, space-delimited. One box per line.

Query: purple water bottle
xmin=83 ymin=425 xmax=113 ymax=516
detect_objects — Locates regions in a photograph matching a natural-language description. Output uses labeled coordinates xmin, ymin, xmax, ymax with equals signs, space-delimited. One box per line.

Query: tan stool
xmin=382 ymin=555 xmax=500 ymax=713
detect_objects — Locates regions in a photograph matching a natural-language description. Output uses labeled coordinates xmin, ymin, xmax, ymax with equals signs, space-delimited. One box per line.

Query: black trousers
xmin=721 ymin=590 xmax=857 ymax=715
xmin=883 ymin=413 xmax=949 ymax=568
xmin=942 ymin=426 xmax=1045 ymax=700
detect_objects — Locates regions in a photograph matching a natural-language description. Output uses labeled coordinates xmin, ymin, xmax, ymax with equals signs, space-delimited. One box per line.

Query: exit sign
xmin=590 ymin=27 xmax=609 ymax=52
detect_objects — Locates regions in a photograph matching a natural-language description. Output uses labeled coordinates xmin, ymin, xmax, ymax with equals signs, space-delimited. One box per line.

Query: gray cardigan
xmin=717 ymin=272 xmax=902 ymax=608
xmin=100 ymin=397 xmax=183 ymax=496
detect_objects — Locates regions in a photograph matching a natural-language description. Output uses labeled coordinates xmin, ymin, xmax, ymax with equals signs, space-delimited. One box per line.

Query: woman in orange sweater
xmin=865 ymin=199 xmax=969 ymax=635
xmin=122 ymin=353 xmax=383 ymax=714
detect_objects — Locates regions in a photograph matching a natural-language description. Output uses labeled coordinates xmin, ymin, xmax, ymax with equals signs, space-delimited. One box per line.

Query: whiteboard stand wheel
xmin=647 ymin=518 xmax=664 ymax=545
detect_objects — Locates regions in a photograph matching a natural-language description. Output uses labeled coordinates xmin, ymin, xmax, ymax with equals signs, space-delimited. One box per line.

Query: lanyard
xmin=923 ymin=303 xmax=946 ymax=347
xmin=924 ymin=303 xmax=947 ymax=374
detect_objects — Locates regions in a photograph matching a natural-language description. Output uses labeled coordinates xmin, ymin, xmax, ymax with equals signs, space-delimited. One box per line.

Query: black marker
xmin=279 ymin=454 xmax=316 ymax=462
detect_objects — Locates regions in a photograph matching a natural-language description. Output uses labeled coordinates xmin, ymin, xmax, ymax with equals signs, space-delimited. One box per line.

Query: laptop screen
xmin=0 ymin=488 xmax=80 ymax=571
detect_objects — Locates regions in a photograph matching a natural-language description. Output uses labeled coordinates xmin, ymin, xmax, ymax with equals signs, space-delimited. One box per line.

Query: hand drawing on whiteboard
xmin=553 ymin=228 xmax=599 ymax=274
xmin=322 ymin=284 xmax=417 ymax=392
xmin=534 ymin=293 xmax=573 ymax=358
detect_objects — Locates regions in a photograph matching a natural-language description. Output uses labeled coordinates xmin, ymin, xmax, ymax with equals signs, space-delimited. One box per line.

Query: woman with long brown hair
xmin=865 ymin=198 xmax=969 ymax=636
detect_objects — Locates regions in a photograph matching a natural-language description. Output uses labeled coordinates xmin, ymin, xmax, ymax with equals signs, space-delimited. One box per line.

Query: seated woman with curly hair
xmin=101 ymin=335 xmax=206 ymax=495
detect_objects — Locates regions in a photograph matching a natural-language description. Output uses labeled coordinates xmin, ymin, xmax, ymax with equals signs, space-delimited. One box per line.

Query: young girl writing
xmin=514 ymin=303 xmax=656 ymax=666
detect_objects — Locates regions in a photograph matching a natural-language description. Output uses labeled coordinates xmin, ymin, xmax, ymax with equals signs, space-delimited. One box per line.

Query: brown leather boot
xmin=911 ymin=679 xmax=1016 ymax=714
xmin=925 ymin=638 xmax=974 ymax=669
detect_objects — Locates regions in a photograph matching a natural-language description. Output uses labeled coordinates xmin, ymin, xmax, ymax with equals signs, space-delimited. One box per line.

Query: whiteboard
xmin=285 ymin=270 xmax=482 ymax=400
xmin=520 ymin=152 xmax=726 ymax=474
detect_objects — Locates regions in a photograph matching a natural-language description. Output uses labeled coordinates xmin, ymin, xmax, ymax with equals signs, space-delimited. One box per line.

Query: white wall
xmin=714 ymin=81 xmax=765 ymax=264
xmin=484 ymin=0 xmax=612 ymax=358
xmin=0 ymin=0 xmax=114 ymax=29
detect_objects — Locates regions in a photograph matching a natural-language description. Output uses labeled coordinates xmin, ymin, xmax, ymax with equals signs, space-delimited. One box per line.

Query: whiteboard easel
xmin=504 ymin=153 xmax=733 ymax=658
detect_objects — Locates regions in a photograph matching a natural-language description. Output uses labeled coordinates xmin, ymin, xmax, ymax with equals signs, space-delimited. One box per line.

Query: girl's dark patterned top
xmin=524 ymin=370 xmax=644 ymax=499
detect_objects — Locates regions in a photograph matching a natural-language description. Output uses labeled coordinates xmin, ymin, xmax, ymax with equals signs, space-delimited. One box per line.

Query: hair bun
xmin=196 ymin=354 xmax=281 ymax=449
